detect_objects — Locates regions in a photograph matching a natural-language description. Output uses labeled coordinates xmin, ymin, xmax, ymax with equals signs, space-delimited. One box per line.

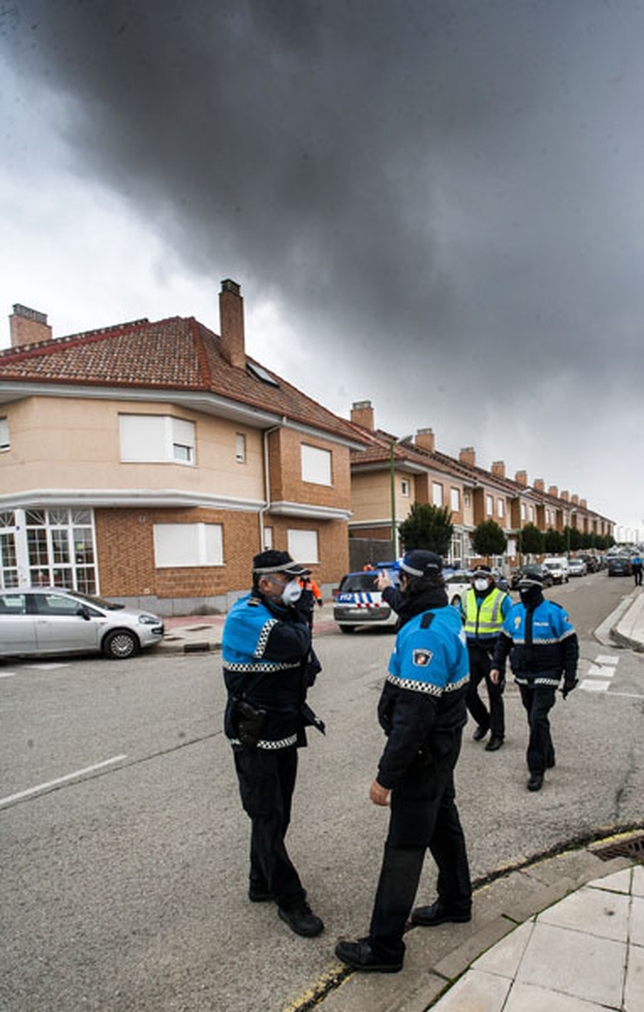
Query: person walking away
xmin=631 ymin=552 xmax=643 ymax=587
xmin=335 ymin=550 xmax=472 ymax=973
xmin=490 ymin=572 xmax=578 ymax=792
xmin=461 ymin=566 xmax=512 ymax=751
xmin=222 ymin=550 xmax=325 ymax=937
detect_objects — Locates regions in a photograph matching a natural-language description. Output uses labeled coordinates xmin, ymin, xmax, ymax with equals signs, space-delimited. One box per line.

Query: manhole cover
xmin=591 ymin=832 xmax=644 ymax=862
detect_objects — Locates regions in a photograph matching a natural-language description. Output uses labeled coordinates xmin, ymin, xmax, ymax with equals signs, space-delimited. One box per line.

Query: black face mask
xmin=519 ymin=585 xmax=543 ymax=607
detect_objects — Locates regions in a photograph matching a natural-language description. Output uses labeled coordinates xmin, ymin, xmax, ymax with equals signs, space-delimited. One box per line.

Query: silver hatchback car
xmin=0 ymin=587 xmax=164 ymax=660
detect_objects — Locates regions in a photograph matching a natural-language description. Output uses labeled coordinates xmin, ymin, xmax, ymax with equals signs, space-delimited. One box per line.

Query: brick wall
xmin=95 ymin=506 xmax=350 ymax=602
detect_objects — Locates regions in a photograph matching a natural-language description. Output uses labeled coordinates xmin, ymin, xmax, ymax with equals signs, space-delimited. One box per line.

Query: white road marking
xmin=0 ymin=671 xmax=17 ymax=678
xmin=0 ymin=755 xmax=127 ymax=808
xmin=580 ymin=679 xmax=612 ymax=692
xmin=595 ymin=655 xmax=619 ymax=665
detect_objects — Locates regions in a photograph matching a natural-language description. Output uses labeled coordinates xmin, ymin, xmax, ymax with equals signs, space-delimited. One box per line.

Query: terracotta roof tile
xmin=0 ymin=315 xmax=369 ymax=445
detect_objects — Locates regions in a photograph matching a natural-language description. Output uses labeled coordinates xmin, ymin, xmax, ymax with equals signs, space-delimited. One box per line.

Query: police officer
xmin=461 ymin=566 xmax=511 ymax=751
xmin=222 ymin=550 xmax=325 ymax=937
xmin=490 ymin=572 xmax=579 ymax=792
xmin=335 ymin=550 xmax=472 ymax=973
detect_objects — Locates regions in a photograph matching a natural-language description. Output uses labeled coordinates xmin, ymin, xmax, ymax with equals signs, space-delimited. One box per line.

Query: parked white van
xmin=542 ymin=557 xmax=569 ymax=584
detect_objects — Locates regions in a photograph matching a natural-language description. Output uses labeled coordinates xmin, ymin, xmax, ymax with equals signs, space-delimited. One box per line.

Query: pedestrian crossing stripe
xmin=580 ymin=653 xmax=619 ymax=693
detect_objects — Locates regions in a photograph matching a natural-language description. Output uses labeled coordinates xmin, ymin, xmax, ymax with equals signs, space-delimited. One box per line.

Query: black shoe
xmin=278 ymin=901 xmax=324 ymax=937
xmin=472 ymin=726 xmax=488 ymax=741
xmin=485 ymin=735 xmax=504 ymax=752
xmin=527 ymin=773 xmax=544 ymax=791
xmin=411 ymin=900 xmax=471 ymax=927
xmin=248 ymin=885 xmax=273 ymax=902
xmin=335 ymin=938 xmax=402 ymax=973
xmin=546 ymin=756 xmax=556 ymax=769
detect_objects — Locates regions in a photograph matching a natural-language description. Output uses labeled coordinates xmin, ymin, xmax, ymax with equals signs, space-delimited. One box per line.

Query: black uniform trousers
xmin=368 ymin=729 xmax=471 ymax=962
xmin=518 ymin=684 xmax=556 ymax=774
xmin=633 ymin=565 xmax=643 ymax=587
xmin=233 ymin=746 xmax=306 ymax=909
xmin=466 ymin=641 xmax=505 ymax=738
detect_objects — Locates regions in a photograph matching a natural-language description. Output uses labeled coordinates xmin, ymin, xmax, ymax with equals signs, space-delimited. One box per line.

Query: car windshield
xmin=339 ymin=574 xmax=379 ymax=593
xmin=59 ymin=590 xmax=125 ymax=611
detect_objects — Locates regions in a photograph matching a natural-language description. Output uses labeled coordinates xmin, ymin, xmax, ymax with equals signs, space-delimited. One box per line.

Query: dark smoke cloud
xmin=1 ymin=0 xmax=643 ymax=523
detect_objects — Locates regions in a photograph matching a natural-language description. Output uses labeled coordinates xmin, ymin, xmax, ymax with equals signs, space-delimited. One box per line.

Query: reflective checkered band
xmin=229 ymin=735 xmax=298 ymax=749
xmin=254 ymin=619 xmax=279 ymax=658
xmin=514 ymin=676 xmax=560 ymax=687
xmin=386 ymin=672 xmax=469 ymax=695
xmin=508 ymin=636 xmax=567 ymax=646
xmin=224 ymin=660 xmax=301 ymax=673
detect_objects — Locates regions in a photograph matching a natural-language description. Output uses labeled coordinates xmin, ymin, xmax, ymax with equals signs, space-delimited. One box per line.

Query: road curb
xmin=303 ymin=830 xmax=642 ymax=1012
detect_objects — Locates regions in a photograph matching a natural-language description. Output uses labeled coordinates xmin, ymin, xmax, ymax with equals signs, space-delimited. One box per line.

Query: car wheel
xmin=103 ymin=629 xmax=139 ymax=659
xmin=339 ymin=625 xmax=354 ymax=634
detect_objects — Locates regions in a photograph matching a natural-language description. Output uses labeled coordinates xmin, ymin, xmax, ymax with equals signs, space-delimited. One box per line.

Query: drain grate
xmin=591 ymin=832 xmax=644 ymax=862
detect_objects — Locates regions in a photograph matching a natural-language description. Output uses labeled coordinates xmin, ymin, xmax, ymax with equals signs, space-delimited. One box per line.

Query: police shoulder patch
xmin=413 ymin=648 xmax=433 ymax=667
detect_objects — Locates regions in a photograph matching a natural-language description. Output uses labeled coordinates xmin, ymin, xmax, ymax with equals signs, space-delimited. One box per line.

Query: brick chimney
xmin=219 ymin=279 xmax=246 ymax=369
xmin=415 ymin=427 xmax=435 ymax=453
xmin=571 ymin=494 xmax=579 ymax=505
xmin=459 ymin=446 xmax=476 ymax=467
xmin=515 ymin=470 xmax=528 ymax=486
xmin=350 ymin=400 xmax=375 ymax=430
xmin=548 ymin=485 xmax=559 ymax=498
xmin=561 ymin=490 xmax=570 ymax=502
xmin=533 ymin=478 xmax=545 ymax=493
xmin=580 ymin=498 xmax=587 ymax=509
xmin=491 ymin=460 xmax=506 ymax=479
xmin=10 ymin=304 xmax=52 ymax=348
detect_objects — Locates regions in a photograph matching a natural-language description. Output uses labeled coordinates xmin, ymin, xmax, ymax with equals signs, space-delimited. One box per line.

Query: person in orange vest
xmin=299 ymin=576 xmax=323 ymax=628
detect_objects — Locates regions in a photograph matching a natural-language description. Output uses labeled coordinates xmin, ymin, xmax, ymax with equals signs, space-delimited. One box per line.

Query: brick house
xmin=346 ymin=401 xmax=614 ymax=567
xmin=0 ymin=283 xmax=369 ymax=613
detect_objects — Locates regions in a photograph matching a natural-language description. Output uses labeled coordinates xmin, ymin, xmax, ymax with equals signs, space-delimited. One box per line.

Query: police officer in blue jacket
xmin=336 ymin=550 xmax=472 ymax=973
xmin=222 ymin=550 xmax=325 ymax=938
xmin=491 ymin=572 xmax=579 ymax=792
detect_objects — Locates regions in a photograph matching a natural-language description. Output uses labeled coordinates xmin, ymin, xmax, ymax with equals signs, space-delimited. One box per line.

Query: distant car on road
xmin=607 ymin=556 xmax=632 ymax=577
xmin=443 ymin=569 xmax=472 ymax=607
xmin=510 ymin=564 xmax=555 ymax=590
xmin=0 ymin=586 xmax=164 ymax=660
xmin=333 ymin=570 xmax=398 ymax=633
xmin=568 ymin=559 xmax=587 ymax=577
xmin=541 ymin=557 xmax=570 ymax=584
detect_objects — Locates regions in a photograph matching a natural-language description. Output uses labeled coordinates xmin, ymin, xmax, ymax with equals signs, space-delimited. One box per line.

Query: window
xmin=432 ymin=482 xmax=443 ymax=507
xmin=450 ymin=488 xmax=460 ymax=512
xmin=119 ymin=415 xmax=195 ymax=465
xmin=153 ymin=523 xmax=223 ymax=568
xmin=235 ymin=432 xmax=246 ymax=463
xmin=0 ymin=417 xmax=9 ymax=451
xmin=486 ymin=495 xmax=494 ymax=516
xmin=401 ymin=479 xmax=410 ymax=496
xmin=287 ymin=528 xmax=319 ymax=563
xmin=521 ymin=502 xmax=527 ymax=521
xmin=497 ymin=499 xmax=505 ymax=518
xmin=300 ymin=445 xmax=331 ymax=486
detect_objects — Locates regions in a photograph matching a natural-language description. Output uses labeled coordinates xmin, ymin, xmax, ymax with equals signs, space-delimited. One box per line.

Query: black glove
xmin=317 ymin=598 xmax=323 ymax=607
xmin=561 ymin=677 xmax=579 ymax=700
xmin=234 ymin=700 xmax=267 ymax=747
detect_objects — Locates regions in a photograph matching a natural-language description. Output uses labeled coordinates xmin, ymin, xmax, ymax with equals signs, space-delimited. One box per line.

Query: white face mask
xmin=281 ymin=578 xmax=303 ymax=605
xmin=474 ymin=578 xmax=489 ymax=592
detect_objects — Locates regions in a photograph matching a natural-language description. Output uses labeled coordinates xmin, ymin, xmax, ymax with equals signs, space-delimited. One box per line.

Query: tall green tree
xmin=521 ymin=522 xmax=544 ymax=556
xmin=398 ymin=503 xmax=453 ymax=557
xmin=563 ymin=525 xmax=583 ymax=552
xmin=471 ymin=519 xmax=507 ymax=561
xmin=544 ymin=527 xmax=566 ymax=554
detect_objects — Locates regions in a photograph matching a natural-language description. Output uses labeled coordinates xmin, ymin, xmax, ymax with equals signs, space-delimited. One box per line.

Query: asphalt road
xmin=1 ymin=573 xmax=643 ymax=1012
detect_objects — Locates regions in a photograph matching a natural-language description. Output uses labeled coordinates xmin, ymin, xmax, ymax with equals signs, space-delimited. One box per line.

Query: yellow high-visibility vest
xmin=463 ymin=587 xmax=508 ymax=639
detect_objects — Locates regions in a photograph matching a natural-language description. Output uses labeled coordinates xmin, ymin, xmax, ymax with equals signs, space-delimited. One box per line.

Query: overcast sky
xmin=1 ymin=1 xmax=642 ymax=534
